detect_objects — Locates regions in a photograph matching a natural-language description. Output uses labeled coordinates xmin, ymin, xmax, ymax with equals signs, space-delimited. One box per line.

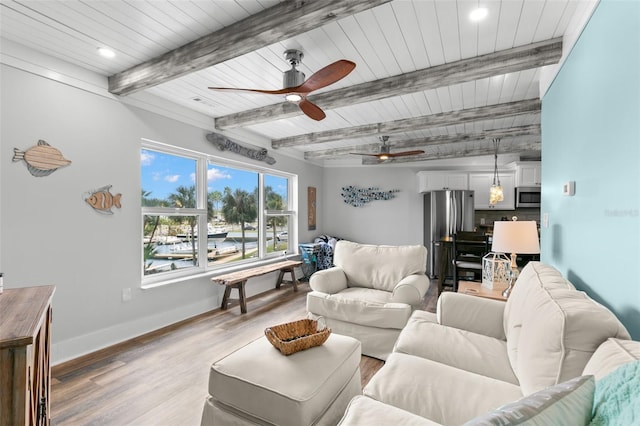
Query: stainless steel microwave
xmin=516 ymin=187 xmax=541 ymax=208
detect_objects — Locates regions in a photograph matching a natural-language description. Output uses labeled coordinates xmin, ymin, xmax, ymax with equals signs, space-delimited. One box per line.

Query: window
xmin=141 ymin=140 xmax=296 ymax=286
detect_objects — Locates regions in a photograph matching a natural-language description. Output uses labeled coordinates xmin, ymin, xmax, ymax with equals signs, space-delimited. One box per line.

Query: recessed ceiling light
xmin=97 ymin=47 xmax=115 ymax=58
xmin=469 ymin=7 xmax=488 ymax=21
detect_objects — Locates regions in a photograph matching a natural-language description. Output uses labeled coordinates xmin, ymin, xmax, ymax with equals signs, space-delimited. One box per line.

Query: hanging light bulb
xmin=489 ymin=138 xmax=504 ymax=205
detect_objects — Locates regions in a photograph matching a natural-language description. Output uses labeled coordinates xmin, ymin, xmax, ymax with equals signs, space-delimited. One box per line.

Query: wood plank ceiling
xmin=0 ymin=0 xmax=596 ymax=167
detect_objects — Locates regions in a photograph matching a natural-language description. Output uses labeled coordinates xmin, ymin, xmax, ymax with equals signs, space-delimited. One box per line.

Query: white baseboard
xmin=51 ymin=297 xmax=217 ymax=365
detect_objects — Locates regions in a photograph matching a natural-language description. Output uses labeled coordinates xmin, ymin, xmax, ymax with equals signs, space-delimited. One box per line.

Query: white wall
xmin=320 ymin=166 xmax=425 ymax=245
xmin=0 ymin=62 xmax=322 ymax=364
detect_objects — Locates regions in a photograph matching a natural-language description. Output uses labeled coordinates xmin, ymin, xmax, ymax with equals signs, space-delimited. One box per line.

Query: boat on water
xmin=177 ymin=224 xmax=228 ymax=244
xmin=143 ymin=235 xmax=182 ymax=245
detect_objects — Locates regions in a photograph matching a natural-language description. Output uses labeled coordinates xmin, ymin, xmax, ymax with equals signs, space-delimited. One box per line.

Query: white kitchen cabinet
xmin=417 ymin=171 xmax=468 ymax=192
xmin=515 ymin=162 xmax=542 ymax=187
xmin=469 ymin=172 xmax=515 ymax=210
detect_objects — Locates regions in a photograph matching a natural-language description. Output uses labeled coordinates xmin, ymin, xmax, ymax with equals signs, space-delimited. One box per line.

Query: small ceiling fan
xmin=208 ymin=49 xmax=355 ymax=121
xmin=351 ymin=136 xmax=425 ymax=161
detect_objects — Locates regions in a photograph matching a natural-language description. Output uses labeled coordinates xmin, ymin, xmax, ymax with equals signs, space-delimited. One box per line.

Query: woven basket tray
xmin=265 ymin=319 xmax=331 ymax=356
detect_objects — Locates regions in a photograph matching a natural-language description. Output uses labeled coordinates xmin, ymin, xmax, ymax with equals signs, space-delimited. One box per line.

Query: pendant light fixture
xmin=489 ymin=138 xmax=504 ymax=205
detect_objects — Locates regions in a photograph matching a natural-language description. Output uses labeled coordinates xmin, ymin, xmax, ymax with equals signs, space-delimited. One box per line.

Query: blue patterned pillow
xmin=590 ymin=360 xmax=640 ymax=425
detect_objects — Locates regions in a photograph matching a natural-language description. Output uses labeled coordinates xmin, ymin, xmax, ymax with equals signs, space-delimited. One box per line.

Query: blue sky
xmin=141 ymin=149 xmax=287 ymax=201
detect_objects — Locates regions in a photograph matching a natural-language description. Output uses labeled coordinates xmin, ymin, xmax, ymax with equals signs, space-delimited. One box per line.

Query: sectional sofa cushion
xmin=465 ymin=375 xmax=594 ymax=426
xmin=436 ymin=292 xmax=506 ymax=340
xmin=503 ymin=262 xmax=630 ymax=395
xmin=363 ymin=352 xmax=522 ymax=425
xmin=332 ymin=241 xmax=427 ymax=293
xmin=583 ymin=337 xmax=640 ymax=379
xmin=338 ymin=395 xmax=439 ymax=426
xmin=393 ymin=314 xmax=518 ymax=385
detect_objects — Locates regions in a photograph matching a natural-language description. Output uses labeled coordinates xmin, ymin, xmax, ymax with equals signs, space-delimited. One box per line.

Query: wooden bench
xmin=212 ymin=260 xmax=302 ymax=314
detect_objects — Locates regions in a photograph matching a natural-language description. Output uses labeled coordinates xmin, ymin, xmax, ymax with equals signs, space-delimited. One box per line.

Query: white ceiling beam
xmin=272 ymin=99 xmax=540 ymax=148
xmin=108 ymin=0 xmax=391 ymax=96
xmin=215 ymin=38 xmax=561 ymax=130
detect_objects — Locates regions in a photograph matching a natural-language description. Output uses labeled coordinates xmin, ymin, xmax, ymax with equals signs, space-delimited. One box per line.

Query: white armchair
xmin=306 ymin=240 xmax=430 ymax=360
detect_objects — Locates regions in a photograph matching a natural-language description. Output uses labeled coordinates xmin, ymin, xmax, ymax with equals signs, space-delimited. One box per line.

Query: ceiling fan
xmin=351 ymin=136 xmax=425 ymax=161
xmin=208 ymin=49 xmax=355 ymax=121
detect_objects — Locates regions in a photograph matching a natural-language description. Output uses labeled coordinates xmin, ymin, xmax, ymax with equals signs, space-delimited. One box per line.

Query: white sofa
xmin=338 ymin=262 xmax=639 ymax=425
xmin=307 ymin=240 xmax=429 ymax=360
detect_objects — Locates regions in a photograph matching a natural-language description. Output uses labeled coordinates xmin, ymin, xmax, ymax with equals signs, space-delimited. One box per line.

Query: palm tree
xmin=208 ymin=190 xmax=223 ymax=222
xmin=265 ymin=186 xmax=287 ymax=250
xmin=168 ymin=185 xmax=197 ymax=265
xmin=222 ymin=188 xmax=257 ymax=258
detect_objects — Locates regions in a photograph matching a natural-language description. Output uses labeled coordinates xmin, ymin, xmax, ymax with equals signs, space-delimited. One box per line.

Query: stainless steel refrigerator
xmin=424 ymin=190 xmax=475 ymax=278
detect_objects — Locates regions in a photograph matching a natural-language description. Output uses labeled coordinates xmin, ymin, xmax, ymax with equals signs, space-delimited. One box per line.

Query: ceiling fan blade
xmin=298 ymin=99 xmax=326 ymax=121
xmin=388 ymin=150 xmax=426 ymax=157
xmin=296 ymin=60 xmax=356 ymax=93
xmin=208 ymin=86 xmax=294 ymax=95
xmin=349 ymin=152 xmax=383 ymax=157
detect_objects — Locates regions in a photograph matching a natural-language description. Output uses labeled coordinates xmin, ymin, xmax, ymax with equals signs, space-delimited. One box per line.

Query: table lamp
xmin=491 ymin=218 xmax=540 ymax=298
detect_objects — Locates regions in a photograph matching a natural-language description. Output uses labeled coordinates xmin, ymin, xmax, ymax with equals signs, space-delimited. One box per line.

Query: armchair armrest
xmin=437 ymin=292 xmax=506 ymax=340
xmin=391 ymin=274 xmax=430 ymax=307
xmin=309 ymin=267 xmax=348 ymax=294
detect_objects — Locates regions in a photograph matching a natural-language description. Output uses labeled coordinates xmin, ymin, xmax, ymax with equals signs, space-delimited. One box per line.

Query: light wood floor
xmin=51 ymin=280 xmax=438 ymax=425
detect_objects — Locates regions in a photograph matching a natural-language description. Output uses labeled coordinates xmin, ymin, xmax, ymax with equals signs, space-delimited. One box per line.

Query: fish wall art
xmin=13 ymin=139 xmax=72 ymax=177
xmin=83 ymin=185 xmax=122 ymax=215
xmin=341 ymin=185 xmax=400 ymax=207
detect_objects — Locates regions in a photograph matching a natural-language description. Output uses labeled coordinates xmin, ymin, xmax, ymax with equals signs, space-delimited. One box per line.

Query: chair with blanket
xmin=306 ymin=240 xmax=430 ymax=360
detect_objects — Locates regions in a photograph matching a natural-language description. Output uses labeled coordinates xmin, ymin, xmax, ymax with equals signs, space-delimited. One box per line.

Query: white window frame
xmin=141 ymin=139 xmax=297 ymax=288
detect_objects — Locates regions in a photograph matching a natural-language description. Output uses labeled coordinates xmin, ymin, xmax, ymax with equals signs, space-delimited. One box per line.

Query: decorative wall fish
xmin=341 ymin=185 xmax=400 ymax=207
xmin=13 ymin=139 xmax=71 ymax=177
xmin=84 ymin=185 xmax=122 ymax=215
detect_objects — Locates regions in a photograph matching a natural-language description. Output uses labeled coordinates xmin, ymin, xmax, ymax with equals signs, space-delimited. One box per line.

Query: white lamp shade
xmin=491 ymin=220 xmax=540 ymax=254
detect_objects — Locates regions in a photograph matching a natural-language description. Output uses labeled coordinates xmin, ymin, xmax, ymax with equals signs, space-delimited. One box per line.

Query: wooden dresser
xmin=0 ymin=285 xmax=55 ymax=426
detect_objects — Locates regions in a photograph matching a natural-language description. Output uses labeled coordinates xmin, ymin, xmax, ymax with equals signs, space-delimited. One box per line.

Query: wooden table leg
xmin=221 ymin=285 xmax=232 ymax=310
xmin=221 ymin=281 xmax=247 ymax=314
xmin=276 ymin=267 xmax=299 ymax=292
xmin=289 ymin=268 xmax=299 ymax=292
xmin=237 ymin=281 xmax=247 ymax=314
xmin=276 ymin=269 xmax=285 ymax=289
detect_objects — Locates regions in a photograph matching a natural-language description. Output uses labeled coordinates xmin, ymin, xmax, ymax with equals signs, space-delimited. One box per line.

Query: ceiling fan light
xmin=378 ymin=154 xmax=389 ymax=161
xmin=285 ymin=93 xmax=302 ymax=103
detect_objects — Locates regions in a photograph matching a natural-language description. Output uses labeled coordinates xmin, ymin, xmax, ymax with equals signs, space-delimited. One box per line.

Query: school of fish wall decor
xmin=83 ymin=185 xmax=122 ymax=215
xmin=13 ymin=139 xmax=71 ymax=177
xmin=341 ymin=185 xmax=400 ymax=207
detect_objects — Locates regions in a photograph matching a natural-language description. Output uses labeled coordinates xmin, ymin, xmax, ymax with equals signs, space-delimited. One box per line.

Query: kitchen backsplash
xmin=476 ymin=208 xmax=541 ymax=228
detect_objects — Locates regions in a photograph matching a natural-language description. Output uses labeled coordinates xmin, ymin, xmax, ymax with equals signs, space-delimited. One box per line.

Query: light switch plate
xmin=562 ymin=181 xmax=575 ymax=196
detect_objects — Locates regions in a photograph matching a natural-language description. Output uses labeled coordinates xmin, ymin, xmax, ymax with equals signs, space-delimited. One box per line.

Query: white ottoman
xmin=201 ymin=333 xmax=362 ymax=426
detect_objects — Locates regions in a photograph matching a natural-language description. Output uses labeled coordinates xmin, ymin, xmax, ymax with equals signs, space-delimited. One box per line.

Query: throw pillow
xmin=464 ymin=375 xmax=594 ymax=425
xmin=590 ymin=360 xmax=640 ymax=426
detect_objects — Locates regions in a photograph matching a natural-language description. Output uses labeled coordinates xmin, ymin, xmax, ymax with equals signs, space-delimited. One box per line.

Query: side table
xmin=457 ymin=281 xmax=507 ymax=302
